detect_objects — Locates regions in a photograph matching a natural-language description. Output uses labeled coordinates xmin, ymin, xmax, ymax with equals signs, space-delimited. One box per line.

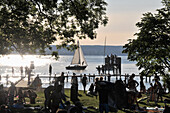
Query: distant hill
xmin=47 ymin=45 xmax=127 ymax=56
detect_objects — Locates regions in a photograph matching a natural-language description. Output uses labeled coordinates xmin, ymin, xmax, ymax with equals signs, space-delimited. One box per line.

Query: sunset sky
xmin=79 ymin=0 xmax=163 ymax=46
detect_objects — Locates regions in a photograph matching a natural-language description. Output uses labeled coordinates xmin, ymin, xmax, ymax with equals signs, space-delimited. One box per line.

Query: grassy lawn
xmin=10 ymin=89 xmax=170 ymax=113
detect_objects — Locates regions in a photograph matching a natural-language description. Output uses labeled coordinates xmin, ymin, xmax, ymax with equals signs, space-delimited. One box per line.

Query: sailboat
xmin=66 ymin=41 xmax=87 ymax=70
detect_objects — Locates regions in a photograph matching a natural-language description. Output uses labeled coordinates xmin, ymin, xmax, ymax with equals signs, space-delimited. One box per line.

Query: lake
xmin=0 ymin=55 xmax=160 ymax=91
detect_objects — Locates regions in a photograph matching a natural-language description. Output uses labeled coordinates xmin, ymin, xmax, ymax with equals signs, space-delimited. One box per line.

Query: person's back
xmin=72 ymin=76 xmax=78 ymax=85
xmin=89 ymin=83 xmax=94 ymax=94
xmin=50 ymin=85 xmax=66 ymax=113
xmin=82 ymin=75 xmax=87 ymax=93
xmin=82 ymin=76 xmax=87 ymax=84
xmin=127 ymin=74 xmax=139 ymax=92
xmin=44 ymin=85 xmax=54 ymax=109
xmin=97 ymin=82 xmax=109 ymax=113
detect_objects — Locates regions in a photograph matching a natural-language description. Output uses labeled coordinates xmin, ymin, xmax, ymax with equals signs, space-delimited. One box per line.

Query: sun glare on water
xmin=0 ymin=55 xmax=54 ymax=67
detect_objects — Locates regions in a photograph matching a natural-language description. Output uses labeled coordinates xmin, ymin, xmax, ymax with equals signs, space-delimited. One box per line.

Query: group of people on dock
xmin=96 ymin=54 xmax=121 ymax=75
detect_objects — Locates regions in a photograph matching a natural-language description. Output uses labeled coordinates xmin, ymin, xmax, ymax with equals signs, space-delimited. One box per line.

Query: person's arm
xmin=61 ymin=93 xmax=66 ymax=102
xmin=135 ymin=81 xmax=139 ymax=88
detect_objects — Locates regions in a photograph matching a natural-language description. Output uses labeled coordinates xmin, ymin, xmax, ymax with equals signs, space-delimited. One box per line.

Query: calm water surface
xmin=0 ymin=55 xmax=161 ymax=91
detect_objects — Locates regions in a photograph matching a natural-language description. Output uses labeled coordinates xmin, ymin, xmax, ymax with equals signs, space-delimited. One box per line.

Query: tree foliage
xmin=123 ymin=1 xmax=170 ymax=76
xmin=0 ymin=0 xmax=108 ymax=56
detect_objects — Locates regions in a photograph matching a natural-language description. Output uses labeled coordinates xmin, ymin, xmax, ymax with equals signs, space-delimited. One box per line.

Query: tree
xmin=0 ymin=0 xmax=108 ymax=58
xmin=123 ymin=1 xmax=170 ymax=77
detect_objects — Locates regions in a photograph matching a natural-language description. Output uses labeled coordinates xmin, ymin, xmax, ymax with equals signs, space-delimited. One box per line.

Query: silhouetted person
xmin=108 ymin=74 xmax=111 ymax=82
xmin=82 ymin=74 xmax=88 ymax=93
xmin=27 ymin=68 xmax=32 ymax=85
xmin=12 ymin=67 xmax=14 ymax=76
xmin=27 ymin=90 xmax=37 ymax=104
xmin=127 ymin=73 xmax=139 ymax=109
xmin=8 ymin=82 xmax=17 ymax=106
xmin=71 ymin=73 xmax=79 ymax=103
xmin=140 ymin=75 xmax=146 ymax=93
xmin=59 ymin=72 xmax=65 ymax=94
xmin=154 ymin=77 xmax=163 ymax=103
xmin=147 ymin=83 xmax=155 ymax=104
xmin=31 ymin=74 xmax=42 ymax=90
xmin=88 ymin=83 xmax=94 ymax=95
xmin=30 ymin=61 xmax=35 ymax=70
xmin=94 ymin=77 xmax=99 ymax=98
xmin=71 ymin=73 xmax=78 ymax=94
xmin=25 ymin=66 xmax=28 ymax=76
xmin=20 ymin=66 xmax=23 ymax=77
xmin=44 ymin=85 xmax=54 ymax=110
xmin=105 ymin=55 xmax=110 ymax=74
xmin=49 ymin=64 xmax=52 ymax=75
xmin=17 ymin=87 xmax=25 ymax=104
xmin=49 ymin=64 xmax=52 ymax=84
xmin=96 ymin=65 xmax=101 ymax=75
xmin=101 ymin=65 xmax=105 ymax=74
xmin=97 ymin=81 xmax=109 ymax=113
xmin=0 ymin=84 xmax=8 ymax=105
xmin=49 ymin=85 xmax=66 ymax=113
xmin=100 ymin=76 xmax=103 ymax=81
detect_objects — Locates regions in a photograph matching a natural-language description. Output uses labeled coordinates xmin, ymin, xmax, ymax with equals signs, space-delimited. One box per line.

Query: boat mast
xmin=104 ymin=37 xmax=106 ymax=61
xmin=77 ymin=40 xmax=81 ymax=65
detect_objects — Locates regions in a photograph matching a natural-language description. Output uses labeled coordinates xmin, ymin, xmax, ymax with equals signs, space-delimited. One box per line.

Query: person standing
xmin=60 ymin=72 xmax=65 ymax=94
xmin=27 ymin=68 xmax=31 ymax=85
xmin=12 ymin=67 xmax=14 ymax=76
xmin=97 ymin=81 xmax=109 ymax=113
xmin=82 ymin=74 xmax=88 ymax=93
xmin=44 ymin=85 xmax=54 ymax=110
xmin=96 ymin=65 xmax=101 ymax=75
xmin=127 ymin=73 xmax=139 ymax=109
xmin=71 ymin=73 xmax=79 ymax=103
xmin=49 ymin=64 xmax=52 ymax=85
xmin=6 ymin=74 xmax=9 ymax=85
xmin=25 ymin=66 xmax=28 ymax=76
xmin=20 ymin=66 xmax=23 ymax=78
xmin=49 ymin=85 xmax=66 ymax=113
xmin=154 ymin=76 xmax=163 ymax=103
xmin=49 ymin=64 xmax=52 ymax=75
xmin=8 ymin=82 xmax=17 ymax=106
xmin=140 ymin=75 xmax=146 ymax=93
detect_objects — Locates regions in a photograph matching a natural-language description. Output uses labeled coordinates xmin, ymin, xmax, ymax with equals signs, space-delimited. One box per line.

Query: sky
xmin=79 ymin=0 xmax=163 ymax=46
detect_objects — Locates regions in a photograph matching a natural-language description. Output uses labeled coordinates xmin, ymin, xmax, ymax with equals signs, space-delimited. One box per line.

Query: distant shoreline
xmin=9 ymin=45 xmax=127 ymax=56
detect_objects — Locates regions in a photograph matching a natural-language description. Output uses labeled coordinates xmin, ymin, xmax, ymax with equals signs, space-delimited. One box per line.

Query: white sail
xmin=71 ymin=41 xmax=87 ymax=66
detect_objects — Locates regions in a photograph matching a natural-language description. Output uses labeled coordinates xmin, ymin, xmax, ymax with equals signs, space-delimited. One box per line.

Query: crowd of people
xmin=42 ymin=72 xmax=168 ymax=113
xmin=0 ymin=82 xmax=38 ymax=110
xmin=0 ymin=71 xmax=169 ymax=113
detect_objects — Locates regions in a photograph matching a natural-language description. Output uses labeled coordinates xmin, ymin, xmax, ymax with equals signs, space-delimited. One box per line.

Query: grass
xmin=9 ymin=89 xmax=170 ymax=113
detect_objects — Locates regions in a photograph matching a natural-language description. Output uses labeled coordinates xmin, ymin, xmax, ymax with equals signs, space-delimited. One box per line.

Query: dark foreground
xmin=1 ymin=89 xmax=170 ymax=113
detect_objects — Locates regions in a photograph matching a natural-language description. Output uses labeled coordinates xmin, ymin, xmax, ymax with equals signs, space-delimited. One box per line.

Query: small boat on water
xmin=66 ymin=41 xmax=87 ymax=70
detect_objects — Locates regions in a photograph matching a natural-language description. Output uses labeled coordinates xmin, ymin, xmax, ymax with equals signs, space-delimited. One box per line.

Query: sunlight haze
xmin=79 ymin=0 xmax=163 ymax=46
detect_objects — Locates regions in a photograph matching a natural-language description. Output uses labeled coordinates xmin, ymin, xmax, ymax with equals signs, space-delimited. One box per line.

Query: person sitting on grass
xmin=86 ymin=83 xmax=95 ymax=97
xmin=27 ymin=90 xmax=37 ymax=104
xmin=17 ymin=87 xmax=25 ymax=104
